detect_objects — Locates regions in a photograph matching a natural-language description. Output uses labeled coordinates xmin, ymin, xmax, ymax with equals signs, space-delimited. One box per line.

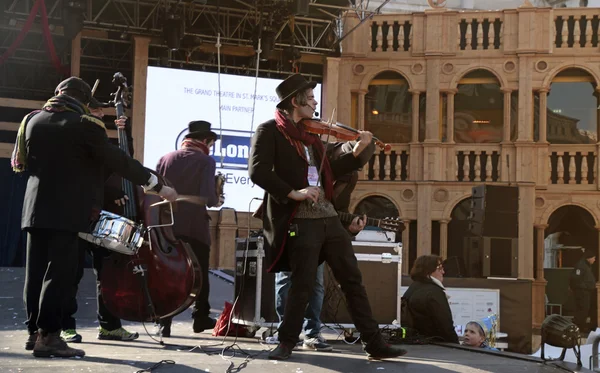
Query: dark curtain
xmin=0 ymin=158 xmax=27 ymax=266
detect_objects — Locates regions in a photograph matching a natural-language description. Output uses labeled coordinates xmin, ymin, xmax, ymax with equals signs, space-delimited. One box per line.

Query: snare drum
xmin=79 ymin=211 xmax=145 ymax=255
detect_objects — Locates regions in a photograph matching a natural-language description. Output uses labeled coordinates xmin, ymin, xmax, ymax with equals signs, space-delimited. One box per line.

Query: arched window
xmin=455 ymin=70 xmax=504 ymax=143
xmin=547 ymin=68 xmax=598 ymax=144
xmin=353 ymin=195 xmax=399 ymax=219
xmin=364 ymin=71 xmax=413 ymax=143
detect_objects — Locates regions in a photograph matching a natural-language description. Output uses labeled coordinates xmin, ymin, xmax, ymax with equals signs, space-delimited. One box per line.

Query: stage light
xmin=540 ymin=314 xmax=582 ymax=366
xmin=8 ymin=18 xmax=17 ymax=27
xmin=62 ymin=0 xmax=85 ymax=40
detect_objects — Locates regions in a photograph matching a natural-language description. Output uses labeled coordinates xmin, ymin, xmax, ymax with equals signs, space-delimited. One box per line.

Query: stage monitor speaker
xmin=469 ymin=185 xmax=519 ymax=238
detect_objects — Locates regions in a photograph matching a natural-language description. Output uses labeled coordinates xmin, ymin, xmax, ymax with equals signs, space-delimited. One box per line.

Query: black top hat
xmin=185 ymin=120 xmax=218 ymax=141
xmin=275 ymin=74 xmax=317 ymax=109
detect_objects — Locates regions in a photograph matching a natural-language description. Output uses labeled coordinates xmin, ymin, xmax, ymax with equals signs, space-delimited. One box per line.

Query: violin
xmin=301 ymin=119 xmax=391 ymax=151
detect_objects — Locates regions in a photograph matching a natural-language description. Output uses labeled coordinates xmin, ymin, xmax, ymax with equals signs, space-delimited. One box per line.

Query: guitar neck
xmin=337 ymin=211 xmax=381 ymax=228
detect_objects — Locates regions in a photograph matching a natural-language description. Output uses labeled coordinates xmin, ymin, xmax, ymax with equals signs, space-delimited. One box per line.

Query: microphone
xmin=304 ymin=103 xmax=318 ymax=117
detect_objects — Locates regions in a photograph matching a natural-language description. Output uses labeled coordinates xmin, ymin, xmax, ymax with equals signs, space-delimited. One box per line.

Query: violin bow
xmin=313 ymin=108 xmax=336 ymax=206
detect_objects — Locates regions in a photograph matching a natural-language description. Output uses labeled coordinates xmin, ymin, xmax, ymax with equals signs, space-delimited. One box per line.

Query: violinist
xmin=14 ymin=76 xmax=177 ymax=358
xmin=249 ymin=73 xmax=407 ymax=361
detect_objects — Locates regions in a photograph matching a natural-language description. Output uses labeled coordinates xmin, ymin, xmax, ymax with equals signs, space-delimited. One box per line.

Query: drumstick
xmin=150 ymin=195 xmax=207 ymax=207
xmin=91 ymin=79 xmax=100 ymax=96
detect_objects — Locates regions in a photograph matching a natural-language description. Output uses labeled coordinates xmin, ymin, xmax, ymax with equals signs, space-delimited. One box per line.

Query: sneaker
xmin=60 ymin=329 xmax=82 ymax=343
xmin=97 ymin=327 xmax=139 ymax=341
xmin=268 ymin=342 xmax=294 ymax=360
xmin=25 ymin=331 xmax=38 ymax=351
xmin=303 ymin=335 xmax=333 ymax=352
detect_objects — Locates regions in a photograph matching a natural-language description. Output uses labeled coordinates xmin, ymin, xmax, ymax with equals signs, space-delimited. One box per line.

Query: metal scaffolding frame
xmin=0 ymin=0 xmax=383 ymax=100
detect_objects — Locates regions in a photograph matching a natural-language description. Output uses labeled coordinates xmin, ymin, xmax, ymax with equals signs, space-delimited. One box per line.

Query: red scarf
xmin=181 ymin=138 xmax=210 ymax=155
xmin=274 ymin=110 xmax=334 ymax=200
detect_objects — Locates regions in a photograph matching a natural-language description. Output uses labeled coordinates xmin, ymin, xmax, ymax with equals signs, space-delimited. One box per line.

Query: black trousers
xmin=161 ymin=237 xmax=211 ymax=326
xmin=61 ymin=240 xmax=122 ymax=331
xmin=24 ymin=228 xmax=80 ymax=335
xmin=573 ymin=289 xmax=591 ymax=331
xmin=278 ymin=216 xmax=382 ymax=346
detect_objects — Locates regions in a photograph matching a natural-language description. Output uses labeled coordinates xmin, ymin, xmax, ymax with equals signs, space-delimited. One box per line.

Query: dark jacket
xmin=156 ymin=148 xmax=219 ymax=246
xmin=21 ymin=110 xmax=151 ymax=233
xmin=402 ymin=278 xmax=459 ymax=343
xmin=570 ymin=258 xmax=596 ymax=292
xmin=248 ymin=119 xmax=365 ymax=272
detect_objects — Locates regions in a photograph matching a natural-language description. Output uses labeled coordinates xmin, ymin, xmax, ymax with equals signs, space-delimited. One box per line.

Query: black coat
xmin=21 ymin=110 xmax=150 ymax=233
xmin=248 ymin=119 xmax=365 ymax=272
xmin=402 ymin=278 xmax=459 ymax=343
xmin=570 ymin=258 xmax=596 ymax=292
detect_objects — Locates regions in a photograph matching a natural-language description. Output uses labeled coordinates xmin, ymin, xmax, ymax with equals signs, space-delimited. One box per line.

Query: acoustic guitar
xmin=337 ymin=211 xmax=405 ymax=234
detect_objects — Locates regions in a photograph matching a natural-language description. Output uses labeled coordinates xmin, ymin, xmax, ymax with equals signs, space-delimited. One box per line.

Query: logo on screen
xmin=175 ymin=128 xmax=251 ymax=169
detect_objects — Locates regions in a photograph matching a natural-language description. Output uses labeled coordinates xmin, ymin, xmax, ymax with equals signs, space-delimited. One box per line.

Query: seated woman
xmin=402 ymin=255 xmax=459 ymax=343
xmin=463 ymin=317 xmax=499 ymax=351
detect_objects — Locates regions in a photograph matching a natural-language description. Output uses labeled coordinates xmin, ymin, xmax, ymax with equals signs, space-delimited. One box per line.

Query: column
xmin=439 ymin=219 xmax=450 ymax=259
xmin=425 ymin=59 xmax=441 ymax=142
xmin=131 ymin=36 xmax=151 ymax=163
xmin=410 ymin=90 xmax=421 ymax=143
xmin=538 ymin=89 xmax=548 ymax=143
xmin=502 ymin=89 xmax=512 ymax=142
xmin=417 ymin=182 xmax=433 ymax=256
xmin=597 ymin=226 xmax=600 ymax=327
xmin=358 ymin=90 xmax=367 ymax=130
xmin=402 ymin=220 xmax=411 ymax=275
xmin=535 ymin=224 xmax=548 ymax=280
xmin=70 ymin=32 xmax=81 ymax=77
xmin=446 ymin=90 xmax=456 ymax=143
xmin=323 ymin=57 xmax=340 ymax=122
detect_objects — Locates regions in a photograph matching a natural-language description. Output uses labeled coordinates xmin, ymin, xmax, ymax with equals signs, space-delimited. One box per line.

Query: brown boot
xmin=32 ymin=331 xmax=85 ymax=358
xmin=25 ymin=331 xmax=38 ymax=351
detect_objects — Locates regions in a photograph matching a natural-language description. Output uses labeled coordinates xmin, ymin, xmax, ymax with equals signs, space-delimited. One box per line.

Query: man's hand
xmin=216 ymin=195 xmax=225 ymax=207
xmin=352 ymin=131 xmax=373 ymax=157
xmin=158 ymin=185 xmax=178 ymax=202
xmin=114 ymin=116 xmax=127 ymax=129
xmin=288 ymin=187 xmax=320 ymax=203
xmin=348 ymin=214 xmax=367 ymax=234
xmin=114 ymin=195 xmax=129 ymax=206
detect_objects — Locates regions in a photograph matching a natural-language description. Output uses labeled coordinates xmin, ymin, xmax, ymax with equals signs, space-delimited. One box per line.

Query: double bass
xmin=100 ymin=72 xmax=202 ymax=322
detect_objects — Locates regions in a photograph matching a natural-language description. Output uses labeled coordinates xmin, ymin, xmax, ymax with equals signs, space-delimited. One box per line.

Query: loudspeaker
xmin=464 ymin=236 xmax=518 ymax=278
xmin=469 ymin=185 xmax=519 ymax=238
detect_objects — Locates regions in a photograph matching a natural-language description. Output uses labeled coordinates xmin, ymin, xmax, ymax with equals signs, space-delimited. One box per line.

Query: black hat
xmin=185 ymin=120 xmax=217 ymax=141
xmin=583 ymin=248 xmax=596 ymax=259
xmin=88 ymin=96 xmax=108 ymax=109
xmin=55 ymin=76 xmax=92 ymax=104
xmin=275 ymin=74 xmax=317 ymax=109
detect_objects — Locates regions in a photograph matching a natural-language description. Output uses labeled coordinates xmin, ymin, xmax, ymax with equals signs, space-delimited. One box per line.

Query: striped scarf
xmin=274 ymin=109 xmax=334 ymax=200
xmin=11 ymin=95 xmax=101 ymax=173
xmin=181 ymin=138 xmax=210 ymax=155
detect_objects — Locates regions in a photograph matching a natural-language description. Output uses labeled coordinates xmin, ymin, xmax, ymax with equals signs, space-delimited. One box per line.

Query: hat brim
xmin=276 ymin=81 xmax=318 ymax=109
xmin=88 ymin=96 xmax=109 ymax=109
xmin=185 ymin=130 xmax=218 ymax=141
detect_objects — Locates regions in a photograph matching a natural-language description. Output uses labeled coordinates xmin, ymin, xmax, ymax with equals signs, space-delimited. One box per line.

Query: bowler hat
xmin=275 ymin=74 xmax=317 ymax=109
xmin=55 ymin=76 xmax=92 ymax=104
xmin=185 ymin=120 xmax=217 ymax=140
